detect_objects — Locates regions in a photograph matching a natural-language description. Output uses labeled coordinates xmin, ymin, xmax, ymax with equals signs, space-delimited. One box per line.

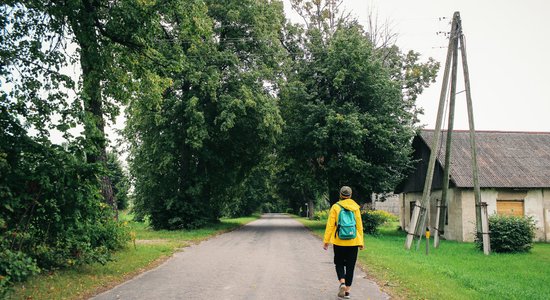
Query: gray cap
xmin=340 ymin=186 xmax=352 ymax=197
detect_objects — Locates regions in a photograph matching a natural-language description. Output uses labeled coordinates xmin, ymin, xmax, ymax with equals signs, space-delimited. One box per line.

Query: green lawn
xmin=298 ymin=218 xmax=550 ymax=300
xmin=9 ymin=214 xmax=259 ymax=300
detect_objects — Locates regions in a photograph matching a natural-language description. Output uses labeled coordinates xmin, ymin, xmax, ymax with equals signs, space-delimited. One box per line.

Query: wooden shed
xmin=396 ymin=130 xmax=550 ymax=242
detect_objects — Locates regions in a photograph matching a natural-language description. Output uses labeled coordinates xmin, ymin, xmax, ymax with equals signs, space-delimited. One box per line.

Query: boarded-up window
xmin=497 ymin=200 xmax=524 ymax=216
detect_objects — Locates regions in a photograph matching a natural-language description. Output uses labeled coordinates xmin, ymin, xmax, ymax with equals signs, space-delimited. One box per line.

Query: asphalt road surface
xmin=92 ymin=214 xmax=389 ymax=300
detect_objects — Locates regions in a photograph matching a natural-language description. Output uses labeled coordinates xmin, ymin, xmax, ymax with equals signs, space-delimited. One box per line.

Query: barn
xmin=395 ymin=130 xmax=550 ymax=242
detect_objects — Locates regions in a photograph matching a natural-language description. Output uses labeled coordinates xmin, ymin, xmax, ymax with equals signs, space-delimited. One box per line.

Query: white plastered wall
xmin=544 ymin=189 xmax=550 ymax=242
xmin=459 ymin=189 xmax=480 ymax=242
xmin=525 ymin=189 xmax=545 ymax=241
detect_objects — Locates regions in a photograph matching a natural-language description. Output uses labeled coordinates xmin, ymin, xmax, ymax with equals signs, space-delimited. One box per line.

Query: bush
xmin=362 ymin=209 xmax=397 ymax=235
xmin=0 ymin=112 xmax=129 ymax=289
xmin=0 ymin=239 xmax=40 ymax=296
xmin=313 ymin=209 xmax=329 ymax=221
xmin=475 ymin=215 xmax=536 ymax=253
xmin=0 ymin=248 xmax=40 ymax=283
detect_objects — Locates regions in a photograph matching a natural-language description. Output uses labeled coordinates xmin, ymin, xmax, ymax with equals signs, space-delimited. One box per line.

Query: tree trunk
xmin=308 ymin=199 xmax=314 ymax=219
xmin=71 ymin=2 xmax=117 ymax=219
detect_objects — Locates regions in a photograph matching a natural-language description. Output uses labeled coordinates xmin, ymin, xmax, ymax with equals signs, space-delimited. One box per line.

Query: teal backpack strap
xmin=334 ymin=202 xmax=345 ymax=238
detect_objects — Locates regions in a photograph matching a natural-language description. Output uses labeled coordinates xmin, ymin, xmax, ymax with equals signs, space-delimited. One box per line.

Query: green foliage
xmin=361 ymin=210 xmax=396 ymax=235
xmin=313 ymin=209 xmax=329 ymax=221
xmin=278 ymin=1 xmax=438 ymax=210
xmin=0 ymin=244 xmax=40 ymax=284
xmin=106 ymin=152 xmax=130 ymax=210
xmin=224 ymin=154 xmax=281 ymax=218
xmin=0 ymin=2 xmax=75 ymax=141
xmin=280 ymin=24 xmax=415 ymax=204
xmin=0 ymin=109 xmax=129 ymax=292
xmin=0 ymin=249 xmax=40 ymax=296
xmin=127 ymin=0 xmax=286 ymax=229
xmin=375 ymin=45 xmax=440 ymax=124
xmin=476 ymin=215 xmax=536 ymax=253
xmin=1 ymin=1 xmax=162 ymax=214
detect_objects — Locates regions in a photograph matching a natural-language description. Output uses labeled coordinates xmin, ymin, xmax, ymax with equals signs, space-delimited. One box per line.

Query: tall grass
xmin=299 ymin=218 xmax=550 ymax=300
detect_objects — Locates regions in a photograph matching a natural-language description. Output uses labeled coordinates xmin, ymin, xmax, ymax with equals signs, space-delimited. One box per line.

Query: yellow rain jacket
xmin=323 ymin=199 xmax=364 ymax=247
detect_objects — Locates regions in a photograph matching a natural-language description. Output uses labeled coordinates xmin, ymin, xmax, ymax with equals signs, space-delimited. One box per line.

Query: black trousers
xmin=333 ymin=245 xmax=359 ymax=286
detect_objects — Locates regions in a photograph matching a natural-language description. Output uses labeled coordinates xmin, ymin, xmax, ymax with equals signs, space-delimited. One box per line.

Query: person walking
xmin=323 ymin=186 xmax=364 ymax=299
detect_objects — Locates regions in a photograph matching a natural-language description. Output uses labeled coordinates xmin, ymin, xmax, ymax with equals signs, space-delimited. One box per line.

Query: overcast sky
xmin=283 ymin=0 xmax=550 ymax=132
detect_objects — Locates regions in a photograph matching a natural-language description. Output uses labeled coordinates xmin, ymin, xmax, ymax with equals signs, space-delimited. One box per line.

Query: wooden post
xmin=458 ymin=24 xmax=488 ymax=253
xmin=434 ymin=22 xmax=459 ymax=248
xmin=405 ymin=12 xmax=460 ymax=250
xmin=480 ymin=202 xmax=491 ymax=254
xmin=434 ymin=199 xmax=442 ymax=247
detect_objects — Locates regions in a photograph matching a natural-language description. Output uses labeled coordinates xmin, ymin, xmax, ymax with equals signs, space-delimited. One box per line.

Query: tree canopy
xmin=127 ymin=0 xmax=286 ymax=229
xmin=279 ymin=0 xmax=439 ymax=213
xmin=1 ymin=0 xmax=150 ymax=287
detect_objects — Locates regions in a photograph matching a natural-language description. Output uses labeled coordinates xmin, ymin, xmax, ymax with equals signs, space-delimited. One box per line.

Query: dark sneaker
xmin=344 ymin=291 xmax=351 ymax=299
xmin=338 ymin=283 xmax=346 ymax=298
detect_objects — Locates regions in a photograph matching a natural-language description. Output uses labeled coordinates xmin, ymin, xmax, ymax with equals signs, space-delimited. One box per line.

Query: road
xmin=92 ymin=214 xmax=389 ymax=300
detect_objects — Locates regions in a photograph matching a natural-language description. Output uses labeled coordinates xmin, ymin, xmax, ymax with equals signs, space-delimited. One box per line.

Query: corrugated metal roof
xmin=420 ymin=130 xmax=550 ymax=188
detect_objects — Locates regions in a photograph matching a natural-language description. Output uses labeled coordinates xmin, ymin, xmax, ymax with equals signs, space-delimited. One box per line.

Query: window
xmin=497 ymin=200 xmax=524 ymax=216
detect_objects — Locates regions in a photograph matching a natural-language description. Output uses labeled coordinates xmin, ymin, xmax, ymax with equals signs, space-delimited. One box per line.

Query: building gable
xmin=397 ymin=130 xmax=550 ymax=192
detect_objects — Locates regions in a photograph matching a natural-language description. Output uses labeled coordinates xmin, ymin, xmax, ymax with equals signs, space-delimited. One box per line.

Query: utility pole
xmin=459 ymin=28 xmax=491 ymax=254
xmin=405 ymin=12 xmax=490 ymax=255
xmin=434 ymin=13 xmax=459 ymax=248
xmin=404 ymin=12 xmax=459 ymax=250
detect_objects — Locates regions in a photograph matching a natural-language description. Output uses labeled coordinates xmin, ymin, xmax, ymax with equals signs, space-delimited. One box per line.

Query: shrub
xmin=362 ymin=209 xmax=396 ymax=235
xmin=313 ymin=209 xmax=329 ymax=221
xmin=0 ymin=248 xmax=40 ymax=283
xmin=0 ymin=239 xmax=40 ymax=296
xmin=475 ymin=215 xmax=536 ymax=253
xmin=0 ymin=114 xmax=130 ymax=289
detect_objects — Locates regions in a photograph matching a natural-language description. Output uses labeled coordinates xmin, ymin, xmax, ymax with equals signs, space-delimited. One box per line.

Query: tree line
xmin=0 ymin=0 xmax=438 ymax=288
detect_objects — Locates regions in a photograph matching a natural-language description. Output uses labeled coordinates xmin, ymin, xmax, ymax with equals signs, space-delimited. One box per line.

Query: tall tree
xmin=1 ymin=1 xmax=157 ymax=216
xmin=127 ymin=0 xmax=286 ymax=229
xmin=279 ymin=0 xmax=439 ymax=211
xmin=0 ymin=0 xmax=154 ymax=281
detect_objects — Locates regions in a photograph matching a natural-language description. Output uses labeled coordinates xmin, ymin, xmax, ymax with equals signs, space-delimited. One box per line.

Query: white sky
xmin=283 ymin=0 xmax=550 ymax=132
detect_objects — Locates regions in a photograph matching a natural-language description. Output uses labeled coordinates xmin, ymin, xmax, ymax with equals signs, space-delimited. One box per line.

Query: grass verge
xmin=10 ymin=214 xmax=259 ymax=300
xmin=297 ymin=217 xmax=550 ymax=300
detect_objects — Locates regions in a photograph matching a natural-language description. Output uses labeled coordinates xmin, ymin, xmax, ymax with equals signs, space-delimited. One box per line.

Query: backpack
xmin=335 ymin=203 xmax=357 ymax=240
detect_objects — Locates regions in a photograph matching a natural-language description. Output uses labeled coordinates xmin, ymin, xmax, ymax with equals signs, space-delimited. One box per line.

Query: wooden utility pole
xmin=405 ymin=12 xmax=490 ymax=255
xmin=404 ymin=12 xmax=459 ymax=250
xmin=434 ymin=15 xmax=459 ymax=248
xmin=459 ymin=28 xmax=490 ymax=254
